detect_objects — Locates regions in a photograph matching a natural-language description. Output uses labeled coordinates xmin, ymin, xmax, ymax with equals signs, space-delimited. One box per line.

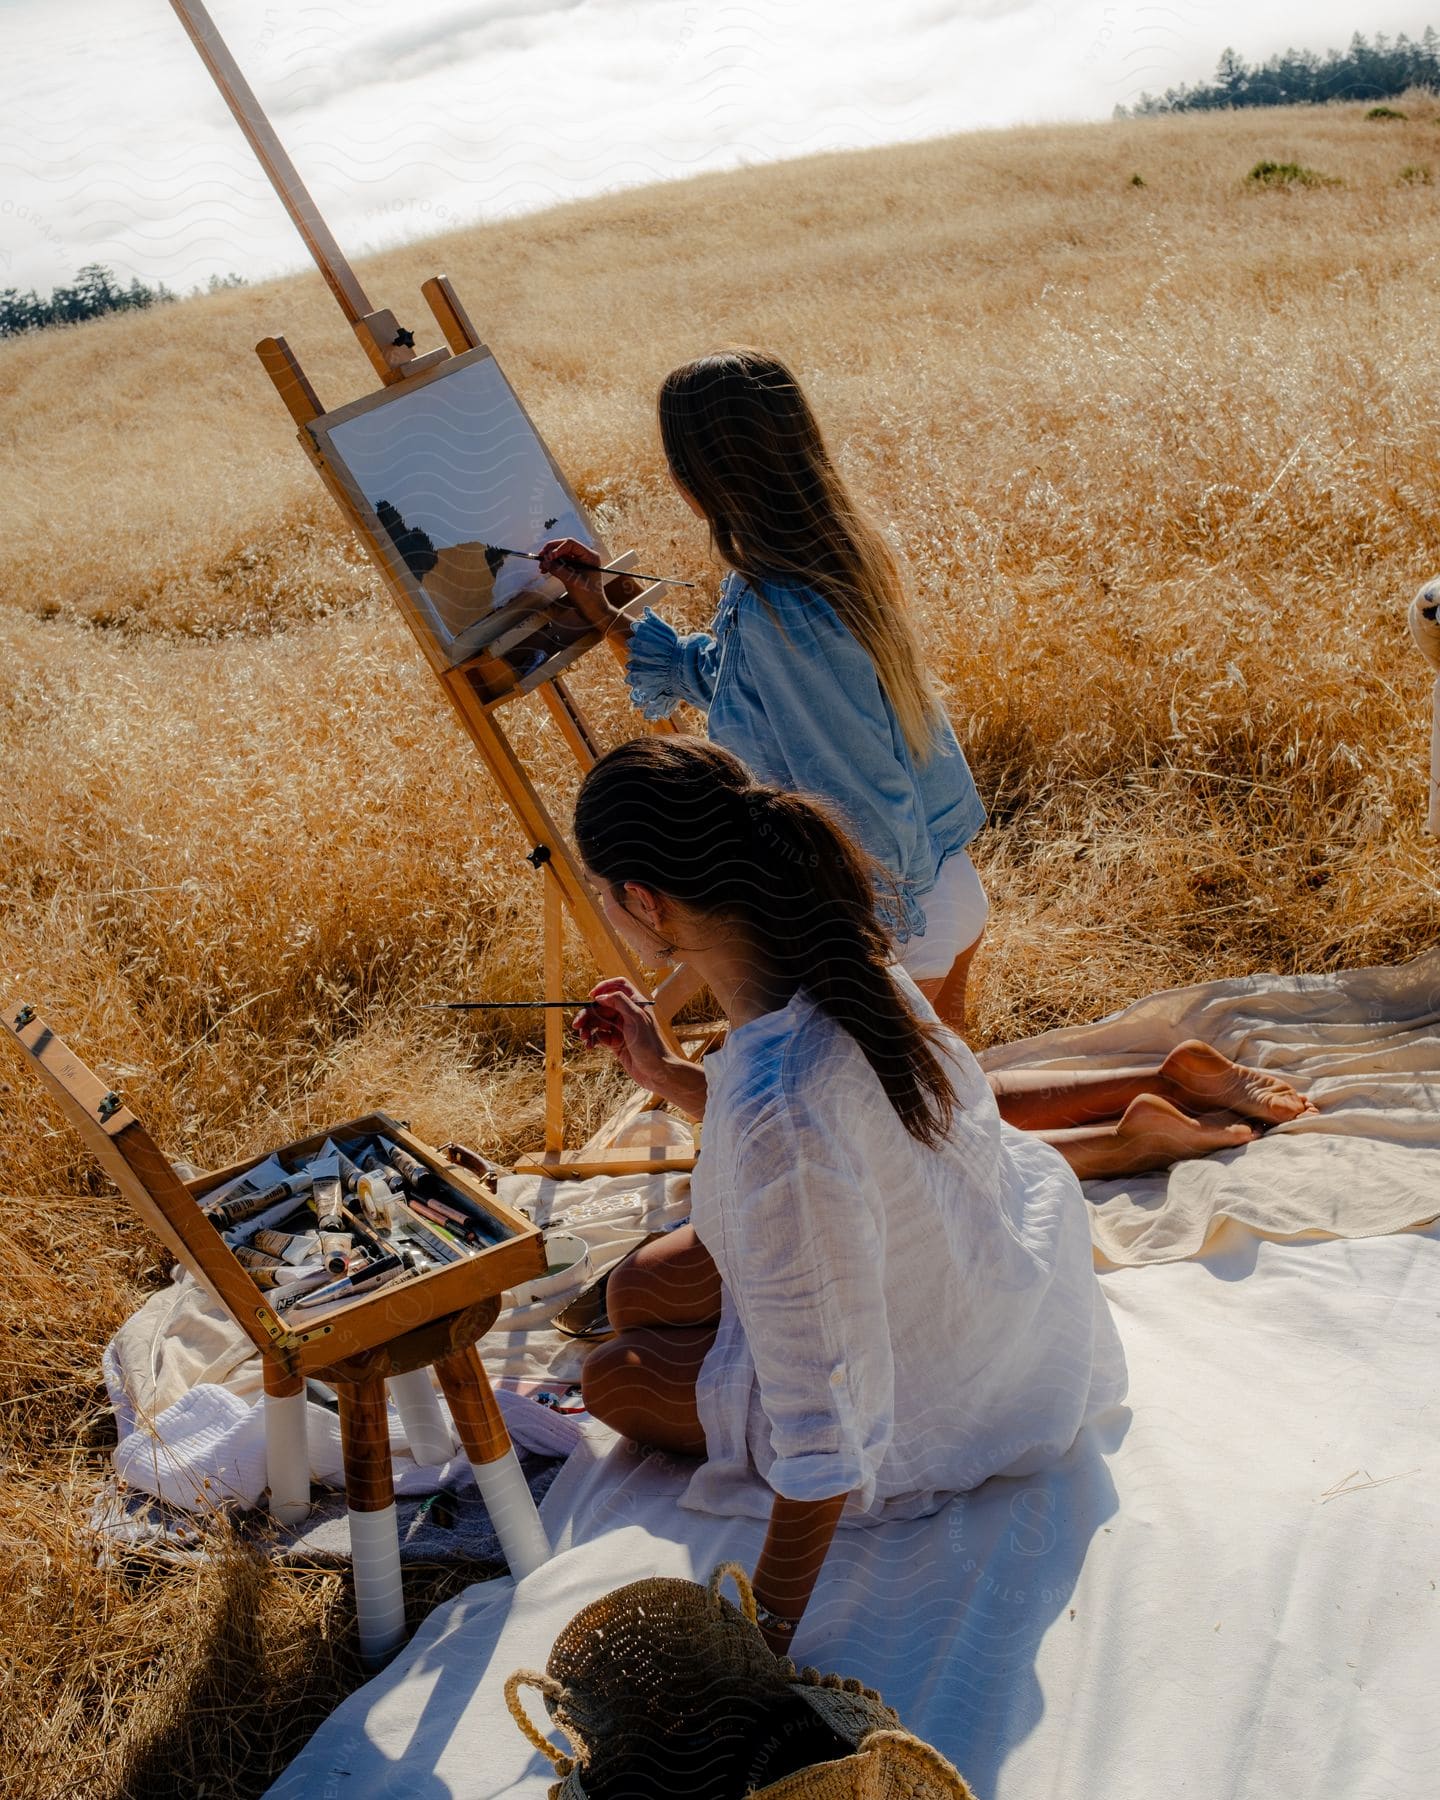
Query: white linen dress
xmin=682 ymin=974 xmax=1128 ymax=1525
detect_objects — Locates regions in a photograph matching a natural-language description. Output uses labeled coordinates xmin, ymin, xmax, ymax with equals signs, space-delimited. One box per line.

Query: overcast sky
xmin=1 ymin=0 xmax=1429 ymax=295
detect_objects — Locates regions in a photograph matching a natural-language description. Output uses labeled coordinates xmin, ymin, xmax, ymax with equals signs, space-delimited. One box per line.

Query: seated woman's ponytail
xmin=574 ymin=737 xmax=957 ymax=1147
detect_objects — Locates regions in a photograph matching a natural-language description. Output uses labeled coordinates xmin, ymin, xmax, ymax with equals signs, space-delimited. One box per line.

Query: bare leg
xmin=1043 ymin=1094 xmax=1256 ymax=1180
xmin=581 ymin=1227 xmax=722 ymax=1454
xmin=989 ymin=1038 xmax=1315 ymax=1132
xmin=580 ymin=1324 xmax=714 ymax=1455
xmin=605 ymin=1225 xmax=722 ymax=1331
xmin=915 ymin=931 xmax=983 ymax=1038
xmin=1156 ymin=1040 xmax=1318 ymax=1123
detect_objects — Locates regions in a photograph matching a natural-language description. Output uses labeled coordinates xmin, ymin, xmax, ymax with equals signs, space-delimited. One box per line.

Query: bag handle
xmin=707 ymin=1560 xmax=760 ymax=1624
xmin=504 ymin=1670 xmax=581 ymax=1777
xmin=858 ymin=1728 xmax=978 ymax=1797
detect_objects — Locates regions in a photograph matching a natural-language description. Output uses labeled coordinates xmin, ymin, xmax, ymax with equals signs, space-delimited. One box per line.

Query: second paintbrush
xmin=483 ymin=545 xmax=695 ymax=589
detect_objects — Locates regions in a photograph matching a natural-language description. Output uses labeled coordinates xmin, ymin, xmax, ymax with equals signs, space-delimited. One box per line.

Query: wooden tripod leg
xmin=434 ymin=1346 xmax=551 ymax=1578
xmin=262 ymin=1358 xmax=310 ymax=1526
xmin=543 ymin=866 xmax=565 ymax=1154
xmin=336 ymin=1373 xmax=407 ymax=1667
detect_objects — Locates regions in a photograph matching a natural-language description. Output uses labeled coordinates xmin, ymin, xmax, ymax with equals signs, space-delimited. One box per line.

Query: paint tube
xmin=246 ymin=1264 xmax=291 ymax=1291
xmin=357 ymin=1146 xmax=405 ymax=1190
xmin=312 ymin=1168 xmax=344 ymax=1231
xmin=235 ymin=1243 xmax=324 ymax=1286
xmin=310 ymin=1166 xmax=353 ymax=1272
xmin=251 ymin=1227 xmax=320 ymax=1265
xmin=376 ymin=1139 xmax=505 ymax=1244
xmin=246 ymin=1261 xmax=325 ymax=1292
xmin=352 ymin=1149 xmax=403 ymax=1225
xmin=223 ymin=1194 xmax=314 ymax=1247
xmin=234 ymin=1243 xmax=324 ymax=1290
xmin=263 ymin=1266 xmax=331 ymax=1302
xmin=203 ymin=1170 xmax=312 ymax=1232
xmin=379 ymin=1143 xmax=430 ymax=1191
xmin=233 ymin=1245 xmax=285 ymax=1272
xmin=320 ymin=1234 xmax=354 ymax=1275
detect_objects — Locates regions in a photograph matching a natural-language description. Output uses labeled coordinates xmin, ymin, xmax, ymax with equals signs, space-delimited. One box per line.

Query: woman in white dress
xmin=570 ymin=735 xmax=1129 ymax=1651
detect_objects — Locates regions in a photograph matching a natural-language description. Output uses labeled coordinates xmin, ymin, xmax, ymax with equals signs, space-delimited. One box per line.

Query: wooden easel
xmin=170 ymin=0 xmax=708 ymax=1178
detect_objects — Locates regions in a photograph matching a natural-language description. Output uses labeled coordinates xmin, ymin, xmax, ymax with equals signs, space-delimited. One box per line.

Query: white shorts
xmin=896 ymin=849 xmax=990 ymax=982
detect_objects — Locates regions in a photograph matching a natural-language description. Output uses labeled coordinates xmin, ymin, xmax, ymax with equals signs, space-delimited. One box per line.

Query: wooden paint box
xmin=1 ymin=1002 xmax=544 ymax=1379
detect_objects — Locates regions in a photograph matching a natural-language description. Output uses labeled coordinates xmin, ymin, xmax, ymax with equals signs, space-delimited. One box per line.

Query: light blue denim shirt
xmin=625 ymin=572 xmax=986 ymax=941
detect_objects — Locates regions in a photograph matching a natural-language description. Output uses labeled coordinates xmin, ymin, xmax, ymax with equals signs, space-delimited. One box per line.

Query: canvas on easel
xmin=312 ymin=344 xmax=610 ymax=693
xmin=169 ymin=0 xmax=710 ymax=1177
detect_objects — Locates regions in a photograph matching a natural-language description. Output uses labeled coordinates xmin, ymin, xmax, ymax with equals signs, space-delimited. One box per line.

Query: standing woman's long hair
xmin=574 ymin=737 xmax=958 ymax=1148
xmin=658 ymin=347 xmax=942 ymax=760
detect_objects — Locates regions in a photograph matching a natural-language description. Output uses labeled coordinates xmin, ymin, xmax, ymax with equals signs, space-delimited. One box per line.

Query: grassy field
xmin=2 ymin=92 xmax=1438 ymax=1795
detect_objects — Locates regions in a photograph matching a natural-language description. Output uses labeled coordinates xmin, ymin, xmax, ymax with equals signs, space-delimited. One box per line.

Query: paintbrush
xmin=421 ymin=999 xmax=655 ymax=1010
xmin=483 ymin=545 xmax=695 ymax=589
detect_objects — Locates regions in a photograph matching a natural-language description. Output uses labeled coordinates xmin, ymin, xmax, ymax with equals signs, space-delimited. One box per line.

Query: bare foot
xmin=1159 ymin=1039 xmax=1316 ymax=1125
xmin=1113 ymin=1094 xmax=1257 ymax=1172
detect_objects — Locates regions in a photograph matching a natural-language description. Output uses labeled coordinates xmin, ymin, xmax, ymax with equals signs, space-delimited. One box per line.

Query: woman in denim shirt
xmin=540 ymin=346 xmax=988 ymax=1029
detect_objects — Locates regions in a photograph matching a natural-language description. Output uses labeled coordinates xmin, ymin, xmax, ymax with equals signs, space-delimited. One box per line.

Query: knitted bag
xmin=505 ymin=1562 xmax=977 ymax=1800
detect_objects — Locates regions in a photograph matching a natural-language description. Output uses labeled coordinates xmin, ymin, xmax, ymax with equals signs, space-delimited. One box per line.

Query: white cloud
xmin=0 ymin=0 xmax=1429 ymax=296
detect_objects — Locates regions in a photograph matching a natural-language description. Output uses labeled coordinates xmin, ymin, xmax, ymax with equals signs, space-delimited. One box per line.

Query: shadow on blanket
xmin=259 ymin=1414 xmax=1126 ymax=1800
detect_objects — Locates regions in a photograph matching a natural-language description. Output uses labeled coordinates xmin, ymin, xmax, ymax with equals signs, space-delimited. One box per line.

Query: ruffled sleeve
xmin=624 ymin=608 xmax=722 ymax=721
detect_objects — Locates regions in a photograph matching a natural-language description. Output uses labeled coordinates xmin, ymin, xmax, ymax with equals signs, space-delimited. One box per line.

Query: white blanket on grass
xmin=261 ymin=954 xmax=1440 ymax=1800
xmin=263 ymin=1214 xmax=1440 ymax=1800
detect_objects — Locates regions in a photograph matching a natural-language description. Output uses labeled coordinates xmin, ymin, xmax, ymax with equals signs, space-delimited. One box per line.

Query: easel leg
xmin=434 ymin=1345 xmax=551 ymax=1578
xmin=543 ymin=866 xmax=565 ymax=1155
xmin=336 ymin=1373 xmax=407 ymax=1667
xmin=388 ymin=1368 xmax=456 ymax=1469
xmin=262 ymin=1359 xmax=311 ymax=1526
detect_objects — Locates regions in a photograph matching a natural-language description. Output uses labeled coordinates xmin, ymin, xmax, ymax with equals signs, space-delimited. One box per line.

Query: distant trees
xmin=0 ymin=264 xmax=245 ymax=340
xmin=1122 ymin=28 xmax=1440 ymax=116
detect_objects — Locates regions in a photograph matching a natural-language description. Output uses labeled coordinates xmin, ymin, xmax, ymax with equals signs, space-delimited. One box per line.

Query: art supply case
xmin=1 ymin=1000 xmax=544 ymax=1378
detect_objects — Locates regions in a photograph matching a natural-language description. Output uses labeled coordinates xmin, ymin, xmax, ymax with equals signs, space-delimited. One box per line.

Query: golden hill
xmin=1 ymin=96 xmax=1437 ymax=1796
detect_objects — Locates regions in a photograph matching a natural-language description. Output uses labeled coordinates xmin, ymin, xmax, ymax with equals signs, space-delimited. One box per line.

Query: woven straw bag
xmin=505 ymin=1562 xmax=977 ymax=1799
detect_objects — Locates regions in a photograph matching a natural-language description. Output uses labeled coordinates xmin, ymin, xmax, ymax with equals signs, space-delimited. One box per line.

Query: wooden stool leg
xmin=262 ymin=1358 xmax=310 ymax=1526
xmin=388 ymin=1368 xmax=456 ymax=1468
xmin=434 ymin=1346 xmax=551 ymax=1578
xmin=336 ymin=1373 xmax=407 ymax=1667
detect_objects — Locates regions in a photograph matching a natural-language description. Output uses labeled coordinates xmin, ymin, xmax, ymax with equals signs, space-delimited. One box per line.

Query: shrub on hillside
xmin=1246 ymin=159 xmax=1341 ymax=188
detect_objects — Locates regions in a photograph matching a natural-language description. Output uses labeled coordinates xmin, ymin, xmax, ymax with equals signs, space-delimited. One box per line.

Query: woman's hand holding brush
xmin=537 ymin=537 xmax=636 ymax=634
xmin=574 ymin=979 xmax=709 ymax=1120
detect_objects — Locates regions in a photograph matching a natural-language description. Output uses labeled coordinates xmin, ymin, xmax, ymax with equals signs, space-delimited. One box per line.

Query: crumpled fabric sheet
xmin=105 ymin=1373 xmax=582 ymax=1512
xmin=90 ymin=1454 xmax=567 ymax=1571
xmin=978 ymin=949 xmax=1440 ymax=1264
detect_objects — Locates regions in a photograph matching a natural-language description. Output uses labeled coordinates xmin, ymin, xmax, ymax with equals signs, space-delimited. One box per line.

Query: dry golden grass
xmin=2 ymin=94 xmax=1438 ymax=1794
